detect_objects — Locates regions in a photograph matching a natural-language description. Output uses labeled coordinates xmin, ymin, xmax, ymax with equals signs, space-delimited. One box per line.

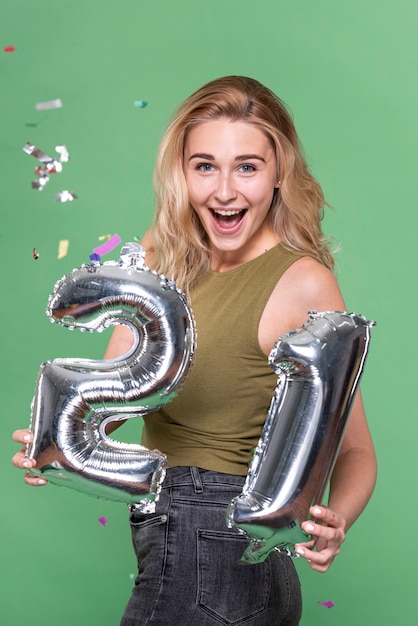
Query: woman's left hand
xmin=294 ymin=505 xmax=347 ymax=572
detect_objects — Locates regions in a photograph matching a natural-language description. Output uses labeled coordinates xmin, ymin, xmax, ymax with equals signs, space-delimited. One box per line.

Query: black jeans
xmin=121 ymin=467 xmax=302 ymax=625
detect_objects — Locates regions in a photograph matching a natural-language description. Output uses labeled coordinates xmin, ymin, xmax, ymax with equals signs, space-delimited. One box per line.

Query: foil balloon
xmin=27 ymin=242 xmax=196 ymax=512
xmin=227 ymin=310 xmax=375 ymax=563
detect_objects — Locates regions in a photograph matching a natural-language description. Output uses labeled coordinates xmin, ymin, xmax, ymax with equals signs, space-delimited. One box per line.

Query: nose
xmin=214 ymin=172 xmax=237 ymax=204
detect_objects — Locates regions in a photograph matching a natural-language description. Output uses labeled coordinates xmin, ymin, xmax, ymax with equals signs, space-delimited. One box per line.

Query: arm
xmin=260 ymin=256 xmax=377 ymax=572
xmin=295 ymin=392 xmax=377 ymax=572
xmin=327 ymin=393 xmax=377 ymax=532
xmin=102 ymin=229 xmax=155 ymax=433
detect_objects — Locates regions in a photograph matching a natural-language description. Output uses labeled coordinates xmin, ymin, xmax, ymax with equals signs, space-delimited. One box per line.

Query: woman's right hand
xmin=11 ymin=429 xmax=47 ymax=486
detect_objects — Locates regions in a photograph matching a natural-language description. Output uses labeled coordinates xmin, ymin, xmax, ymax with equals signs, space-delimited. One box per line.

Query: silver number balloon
xmin=227 ymin=310 xmax=375 ymax=563
xmin=27 ymin=243 xmax=196 ymax=511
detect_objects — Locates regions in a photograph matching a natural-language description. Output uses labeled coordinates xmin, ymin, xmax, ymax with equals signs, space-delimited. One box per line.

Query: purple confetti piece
xmin=93 ymin=233 xmax=122 ymax=257
xmin=89 ymin=253 xmax=101 ymax=262
xmin=318 ymin=600 xmax=334 ymax=609
xmin=98 ymin=516 xmax=108 ymax=526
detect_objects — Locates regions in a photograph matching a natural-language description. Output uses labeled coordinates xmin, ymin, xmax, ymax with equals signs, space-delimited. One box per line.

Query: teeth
xmin=213 ymin=209 xmax=242 ymax=216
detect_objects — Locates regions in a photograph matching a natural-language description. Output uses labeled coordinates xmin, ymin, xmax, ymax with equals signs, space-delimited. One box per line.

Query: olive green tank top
xmin=142 ymin=244 xmax=304 ymax=476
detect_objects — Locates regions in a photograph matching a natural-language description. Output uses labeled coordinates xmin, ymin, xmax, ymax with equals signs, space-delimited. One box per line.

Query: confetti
xmin=23 ymin=142 xmax=71 ymax=192
xmin=55 ymin=145 xmax=69 ymax=163
xmin=133 ymin=235 xmax=141 ymax=243
xmin=98 ymin=234 xmax=111 ymax=241
xmin=93 ymin=233 xmax=122 ymax=257
xmin=35 ymin=98 xmax=63 ymax=111
xmin=98 ymin=516 xmax=108 ymax=526
xmin=318 ymin=601 xmax=334 ymax=609
xmin=89 ymin=253 xmax=101 ymax=262
xmin=32 ymin=247 xmax=39 ymax=260
xmin=58 ymin=240 xmax=69 ymax=259
xmin=54 ymin=191 xmax=78 ymax=202
xmin=32 ymin=170 xmax=50 ymax=190
xmin=134 ymin=100 xmax=148 ymax=108
xmin=24 ymin=142 xmax=55 ymax=165
xmin=4 ymin=45 xmax=15 ymax=52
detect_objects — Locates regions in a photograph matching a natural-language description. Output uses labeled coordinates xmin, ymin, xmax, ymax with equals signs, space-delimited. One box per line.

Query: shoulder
xmin=259 ymin=256 xmax=347 ymax=354
xmin=141 ymin=229 xmax=156 ymax=267
xmin=278 ymin=256 xmax=344 ymax=308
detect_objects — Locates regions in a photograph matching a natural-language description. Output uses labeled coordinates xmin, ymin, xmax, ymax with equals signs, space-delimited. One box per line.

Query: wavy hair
xmin=151 ymin=76 xmax=334 ymax=293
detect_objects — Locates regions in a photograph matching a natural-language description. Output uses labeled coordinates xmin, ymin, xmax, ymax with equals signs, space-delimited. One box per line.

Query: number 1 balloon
xmin=227 ymin=310 xmax=375 ymax=563
xmin=26 ymin=242 xmax=196 ymax=511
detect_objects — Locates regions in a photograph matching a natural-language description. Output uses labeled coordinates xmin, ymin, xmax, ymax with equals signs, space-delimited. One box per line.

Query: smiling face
xmin=183 ymin=118 xmax=281 ymax=271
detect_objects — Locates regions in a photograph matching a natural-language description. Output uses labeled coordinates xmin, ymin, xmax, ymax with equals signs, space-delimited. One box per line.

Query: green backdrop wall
xmin=1 ymin=1 xmax=416 ymax=624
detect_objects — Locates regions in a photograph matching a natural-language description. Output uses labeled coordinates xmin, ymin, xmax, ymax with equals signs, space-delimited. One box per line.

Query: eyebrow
xmin=188 ymin=153 xmax=266 ymax=163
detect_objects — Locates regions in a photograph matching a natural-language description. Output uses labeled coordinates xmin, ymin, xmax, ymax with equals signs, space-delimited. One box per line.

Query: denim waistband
xmin=162 ymin=466 xmax=246 ymax=492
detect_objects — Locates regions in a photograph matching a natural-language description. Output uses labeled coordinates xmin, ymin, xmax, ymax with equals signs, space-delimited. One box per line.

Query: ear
xmin=274 ymin=180 xmax=281 ymax=189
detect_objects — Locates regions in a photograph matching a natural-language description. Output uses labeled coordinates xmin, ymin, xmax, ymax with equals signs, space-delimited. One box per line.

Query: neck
xmin=210 ymin=238 xmax=280 ymax=273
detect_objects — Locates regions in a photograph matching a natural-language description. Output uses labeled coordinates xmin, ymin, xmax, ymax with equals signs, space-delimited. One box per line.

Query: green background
xmin=1 ymin=1 xmax=416 ymax=624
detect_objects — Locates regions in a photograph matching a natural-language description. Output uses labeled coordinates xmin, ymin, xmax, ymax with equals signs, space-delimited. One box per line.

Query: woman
xmin=12 ymin=76 xmax=377 ymax=625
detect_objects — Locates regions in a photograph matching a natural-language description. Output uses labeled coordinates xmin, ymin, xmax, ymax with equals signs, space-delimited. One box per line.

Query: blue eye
xmin=240 ymin=164 xmax=256 ymax=173
xmin=197 ymin=163 xmax=214 ymax=172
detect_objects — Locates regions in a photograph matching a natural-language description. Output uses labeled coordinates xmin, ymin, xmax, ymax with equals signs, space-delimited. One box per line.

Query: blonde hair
xmin=151 ymin=75 xmax=334 ymax=293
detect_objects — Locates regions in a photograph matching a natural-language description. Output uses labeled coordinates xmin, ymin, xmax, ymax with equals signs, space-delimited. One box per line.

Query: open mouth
xmin=210 ymin=208 xmax=247 ymax=230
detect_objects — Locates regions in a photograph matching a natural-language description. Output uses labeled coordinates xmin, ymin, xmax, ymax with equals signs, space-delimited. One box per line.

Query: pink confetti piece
xmin=318 ymin=601 xmax=334 ymax=609
xmin=93 ymin=233 xmax=122 ymax=257
xmin=98 ymin=516 xmax=108 ymax=526
xmin=4 ymin=45 xmax=15 ymax=52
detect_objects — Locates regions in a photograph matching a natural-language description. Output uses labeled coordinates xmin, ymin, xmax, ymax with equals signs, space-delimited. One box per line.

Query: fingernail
xmin=296 ymin=547 xmax=304 ymax=555
xmin=305 ymin=523 xmax=315 ymax=532
xmin=313 ymin=507 xmax=322 ymax=515
xmin=22 ymin=461 xmax=29 ymax=468
xmin=23 ymin=434 xmax=31 ymax=442
xmin=38 ymin=479 xmax=47 ymax=485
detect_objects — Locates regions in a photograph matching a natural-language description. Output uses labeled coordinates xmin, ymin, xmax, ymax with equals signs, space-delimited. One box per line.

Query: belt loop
xmin=190 ymin=466 xmax=203 ymax=493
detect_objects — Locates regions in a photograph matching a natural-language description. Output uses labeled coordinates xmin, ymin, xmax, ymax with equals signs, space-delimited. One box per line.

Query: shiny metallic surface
xmin=228 ymin=310 xmax=375 ymax=563
xmin=23 ymin=142 xmax=69 ymax=191
xmin=27 ymin=243 xmax=196 ymax=508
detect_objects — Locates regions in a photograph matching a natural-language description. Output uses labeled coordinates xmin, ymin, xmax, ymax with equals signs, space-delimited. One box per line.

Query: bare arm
xmin=295 ymin=391 xmax=377 ymax=572
xmin=102 ymin=230 xmax=155 ymax=432
xmin=260 ymin=256 xmax=377 ymax=572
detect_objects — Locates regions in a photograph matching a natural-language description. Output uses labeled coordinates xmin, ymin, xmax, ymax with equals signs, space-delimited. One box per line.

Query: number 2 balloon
xmin=26 ymin=243 xmax=196 ymax=511
xmin=227 ymin=310 xmax=375 ymax=563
